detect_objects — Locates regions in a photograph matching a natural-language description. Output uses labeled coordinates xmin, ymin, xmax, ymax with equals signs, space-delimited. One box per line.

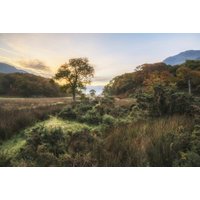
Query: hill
xmin=0 ymin=62 xmax=26 ymax=73
xmin=0 ymin=73 xmax=65 ymax=97
xmin=103 ymin=61 xmax=200 ymax=97
xmin=163 ymin=50 xmax=200 ymax=65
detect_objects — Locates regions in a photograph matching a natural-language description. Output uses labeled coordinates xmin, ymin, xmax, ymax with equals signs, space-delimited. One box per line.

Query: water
xmin=85 ymin=85 xmax=104 ymax=95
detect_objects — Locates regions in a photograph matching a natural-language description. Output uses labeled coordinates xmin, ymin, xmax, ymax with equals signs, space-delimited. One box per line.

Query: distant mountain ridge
xmin=0 ymin=62 xmax=26 ymax=73
xmin=163 ymin=50 xmax=200 ymax=65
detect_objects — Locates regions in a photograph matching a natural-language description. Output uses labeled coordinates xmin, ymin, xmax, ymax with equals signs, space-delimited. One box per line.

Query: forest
xmin=0 ymin=73 xmax=65 ymax=97
xmin=0 ymin=59 xmax=200 ymax=167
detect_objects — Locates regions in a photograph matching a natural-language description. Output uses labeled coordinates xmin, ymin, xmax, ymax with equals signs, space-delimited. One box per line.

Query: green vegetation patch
xmin=0 ymin=134 xmax=26 ymax=158
xmin=25 ymin=116 xmax=94 ymax=136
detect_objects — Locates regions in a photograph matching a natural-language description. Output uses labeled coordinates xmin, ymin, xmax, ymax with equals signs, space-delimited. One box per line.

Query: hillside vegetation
xmin=0 ymin=73 xmax=65 ymax=97
xmin=103 ymin=60 xmax=200 ymax=97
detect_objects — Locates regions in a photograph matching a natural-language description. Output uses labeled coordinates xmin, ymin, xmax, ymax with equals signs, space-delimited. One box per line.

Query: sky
xmin=0 ymin=33 xmax=200 ymax=92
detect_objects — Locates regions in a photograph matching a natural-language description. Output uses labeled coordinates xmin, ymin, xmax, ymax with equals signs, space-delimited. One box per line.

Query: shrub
xmin=18 ymin=126 xmax=66 ymax=166
xmin=82 ymin=108 xmax=102 ymax=125
xmin=109 ymin=106 xmax=129 ymax=118
xmin=169 ymin=92 xmax=194 ymax=115
xmin=94 ymin=97 xmax=115 ymax=115
xmin=59 ymin=106 xmax=77 ymax=120
xmin=102 ymin=114 xmax=116 ymax=126
xmin=74 ymin=102 xmax=94 ymax=116
xmin=67 ymin=131 xmax=95 ymax=154
xmin=128 ymin=105 xmax=147 ymax=121
xmin=16 ymin=123 xmax=97 ymax=166
xmin=173 ymin=151 xmax=200 ymax=167
xmin=0 ymin=151 xmax=11 ymax=167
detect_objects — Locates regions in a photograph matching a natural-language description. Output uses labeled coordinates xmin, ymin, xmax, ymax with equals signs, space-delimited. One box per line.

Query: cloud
xmin=18 ymin=59 xmax=51 ymax=72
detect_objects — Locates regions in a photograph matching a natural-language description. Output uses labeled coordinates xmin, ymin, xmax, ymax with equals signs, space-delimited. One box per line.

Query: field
xmin=0 ymin=97 xmax=72 ymax=110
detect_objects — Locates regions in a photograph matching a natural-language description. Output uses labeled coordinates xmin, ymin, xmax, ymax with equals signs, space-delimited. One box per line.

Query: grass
xmin=0 ymin=97 xmax=71 ymax=110
xmin=97 ymin=115 xmax=194 ymax=167
xmin=0 ymin=97 xmax=71 ymax=140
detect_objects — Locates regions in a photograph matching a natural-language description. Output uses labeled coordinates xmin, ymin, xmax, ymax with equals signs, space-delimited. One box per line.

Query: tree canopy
xmin=55 ymin=58 xmax=94 ymax=101
xmin=0 ymin=73 xmax=63 ymax=97
xmin=103 ymin=61 xmax=200 ymax=97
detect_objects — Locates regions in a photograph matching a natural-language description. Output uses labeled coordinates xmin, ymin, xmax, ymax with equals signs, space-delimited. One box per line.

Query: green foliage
xmin=173 ymin=152 xmax=200 ymax=167
xmin=59 ymin=105 xmax=77 ymax=120
xmin=128 ymin=105 xmax=148 ymax=121
xmin=0 ymin=151 xmax=12 ymax=167
xmin=102 ymin=114 xmax=116 ymax=126
xmin=136 ymin=85 xmax=194 ymax=117
xmin=54 ymin=58 xmax=94 ymax=101
xmin=82 ymin=108 xmax=102 ymax=125
xmin=16 ymin=122 xmax=97 ymax=166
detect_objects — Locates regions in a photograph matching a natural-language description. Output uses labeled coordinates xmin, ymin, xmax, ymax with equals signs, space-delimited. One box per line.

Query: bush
xmin=109 ymin=106 xmax=129 ymax=118
xmin=74 ymin=102 xmax=94 ymax=116
xmin=82 ymin=108 xmax=102 ymax=125
xmin=15 ymin=124 xmax=97 ymax=166
xmin=128 ymin=105 xmax=147 ymax=121
xmin=18 ymin=126 xmax=66 ymax=166
xmin=67 ymin=131 xmax=95 ymax=154
xmin=102 ymin=114 xmax=116 ymax=126
xmin=0 ymin=151 xmax=11 ymax=167
xmin=169 ymin=92 xmax=194 ymax=115
xmin=173 ymin=151 xmax=200 ymax=167
xmin=59 ymin=106 xmax=77 ymax=120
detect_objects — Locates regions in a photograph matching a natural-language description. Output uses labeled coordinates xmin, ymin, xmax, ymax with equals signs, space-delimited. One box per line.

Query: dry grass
xmin=0 ymin=97 xmax=72 ymax=141
xmin=97 ymin=115 xmax=194 ymax=167
xmin=114 ymin=98 xmax=136 ymax=107
xmin=0 ymin=97 xmax=72 ymax=110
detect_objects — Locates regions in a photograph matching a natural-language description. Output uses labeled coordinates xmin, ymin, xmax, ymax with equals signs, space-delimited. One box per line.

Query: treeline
xmin=0 ymin=73 xmax=65 ymax=97
xmin=103 ymin=60 xmax=200 ymax=97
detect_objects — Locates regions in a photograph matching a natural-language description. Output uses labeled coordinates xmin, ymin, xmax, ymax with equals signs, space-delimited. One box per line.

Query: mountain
xmin=163 ymin=50 xmax=200 ymax=65
xmin=0 ymin=62 xmax=26 ymax=73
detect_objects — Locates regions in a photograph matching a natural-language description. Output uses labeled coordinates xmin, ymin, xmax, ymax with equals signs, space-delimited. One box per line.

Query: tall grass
xmin=96 ymin=115 xmax=194 ymax=167
xmin=0 ymin=104 xmax=66 ymax=141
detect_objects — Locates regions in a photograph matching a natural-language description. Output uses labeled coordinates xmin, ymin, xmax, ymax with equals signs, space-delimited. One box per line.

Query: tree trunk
xmin=72 ymin=89 xmax=76 ymax=102
xmin=188 ymin=79 xmax=191 ymax=95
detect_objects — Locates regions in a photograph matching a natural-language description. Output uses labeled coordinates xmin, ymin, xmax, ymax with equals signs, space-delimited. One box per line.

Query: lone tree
xmin=55 ymin=58 xmax=94 ymax=101
xmin=89 ymin=89 xmax=96 ymax=97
